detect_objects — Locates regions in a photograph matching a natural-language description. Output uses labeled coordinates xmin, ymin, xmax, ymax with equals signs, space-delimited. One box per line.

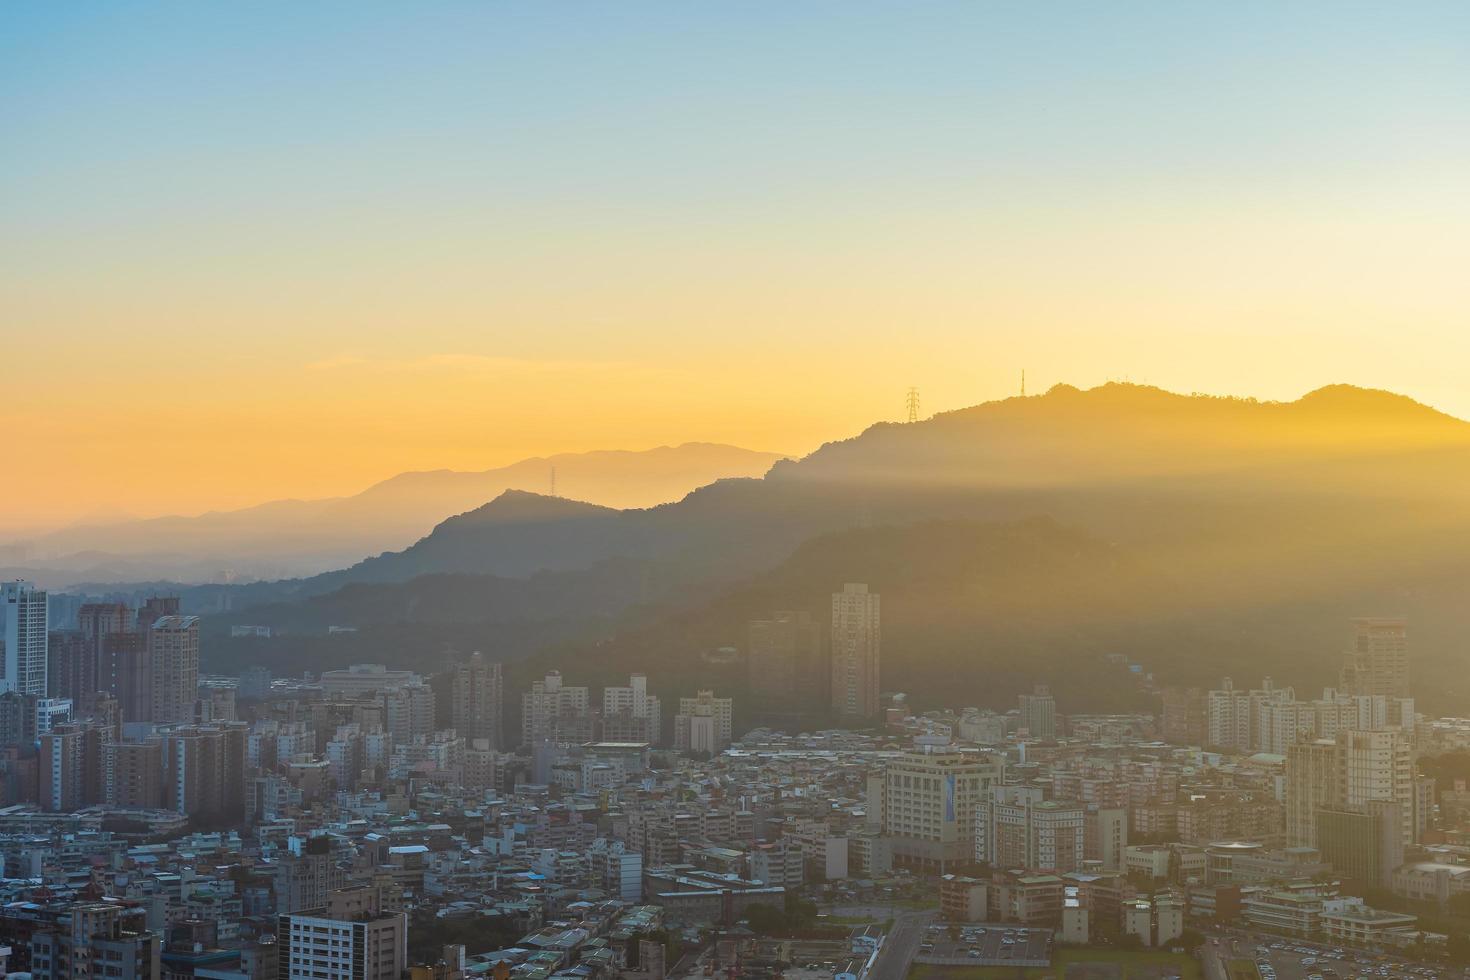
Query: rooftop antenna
xmin=906 ymin=386 xmax=920 ymax=423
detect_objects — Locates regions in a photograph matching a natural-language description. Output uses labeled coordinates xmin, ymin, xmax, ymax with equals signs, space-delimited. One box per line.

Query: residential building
xmin=450 ymin=653 xmax=501 ymax=750
xmin=830 ymin=584 xmax=879 ymax=720
xmin=1 ymin=581 xmax=48 ymax=697
xmin=1339 ymin=617 xmax=1409 ymax=699
xmin=602 ymin=674 xmax=661 ymax=745
xmin=673 ymin=690 xmax=733 ymax=755
xmin=1018 ymin=685 xmax=1057 ymax=740
xmin=148 ymin=616 xmax=199 ymax=725
xmin=747 ymin=611 xmax=826 ymax=721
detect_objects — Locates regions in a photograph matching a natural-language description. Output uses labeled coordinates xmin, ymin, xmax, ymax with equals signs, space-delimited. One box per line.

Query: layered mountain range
xmin=2 ymin=442 xmax=785 ymax=587
xmin=200 ymin=382 xmax=1470 ymax=720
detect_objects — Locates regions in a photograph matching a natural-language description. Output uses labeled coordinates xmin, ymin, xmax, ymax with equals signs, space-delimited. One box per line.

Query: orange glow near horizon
xmin=4 ymin=3 xmax=1470 ymax=533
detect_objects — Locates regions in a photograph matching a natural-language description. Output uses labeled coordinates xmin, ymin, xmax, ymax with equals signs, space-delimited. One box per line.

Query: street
xmin=867 ymin=911 xmax=938 ymax=980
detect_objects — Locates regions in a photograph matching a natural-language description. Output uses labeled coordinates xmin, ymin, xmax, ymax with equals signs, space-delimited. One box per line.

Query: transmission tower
xmin=906 ymin=387 xmax=920 ymax=423
xmin=549 ymin=466 xmax=557 ymax=497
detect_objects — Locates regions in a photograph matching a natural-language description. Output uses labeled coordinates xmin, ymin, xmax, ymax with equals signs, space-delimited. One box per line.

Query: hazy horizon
xmin=6 ymin=2 xmax=1470 ymax=526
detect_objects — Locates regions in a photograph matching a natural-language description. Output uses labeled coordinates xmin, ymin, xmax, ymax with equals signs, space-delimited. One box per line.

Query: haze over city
xmin=4 ymin=6 xmax=1470 ymax=980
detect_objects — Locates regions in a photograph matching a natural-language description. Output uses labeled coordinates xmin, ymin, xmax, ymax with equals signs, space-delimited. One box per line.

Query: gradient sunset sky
xmin=3 ymin=2 xmax=1469 ymax=532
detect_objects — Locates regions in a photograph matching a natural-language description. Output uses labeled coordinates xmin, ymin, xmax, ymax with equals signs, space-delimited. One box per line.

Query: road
xmin=1201 ymin=942 xmax=1236 ymax=980
xmin=867 ymin=911 xmax=937 ymax=980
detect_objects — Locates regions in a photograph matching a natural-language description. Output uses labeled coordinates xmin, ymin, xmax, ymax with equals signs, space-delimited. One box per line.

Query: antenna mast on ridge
xmin=549 ymin=466 xmax=557 ymax=497
xmin=906 ymin=387 xmax=920 ymax=423
xmin=1021 ymin=369 xmax=1026 ymax=397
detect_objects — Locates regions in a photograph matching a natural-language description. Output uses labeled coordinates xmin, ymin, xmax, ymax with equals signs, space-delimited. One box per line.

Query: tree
xmin=745 ymin=903 xmax=787 ymax=935
xmin=1447 ymin=932 xmax=1470 ymax=966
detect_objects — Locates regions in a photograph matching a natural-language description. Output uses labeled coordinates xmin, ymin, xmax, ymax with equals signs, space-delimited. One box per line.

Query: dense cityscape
xmin=0 ymin=580 xmax=1464 ymax=980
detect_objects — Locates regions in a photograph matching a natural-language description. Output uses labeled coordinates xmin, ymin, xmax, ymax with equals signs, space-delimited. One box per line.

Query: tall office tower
xmin=46 ymin=630 xmax=92 ymax=702
xmin=77 ymin=601 xmax=131 ymax=696
xmin=275 ymin=909 xmax=406 ymax=980
xmin=135 ymin=595 xmax=180 ymax=631
xmin=384 ymin=681 xmax=436 ymax=745
xmin=748 ymin=611 xmax=827 ymax=721
xmin=1286 ymin=738 xmax=1340 ymax=848
xmin=520 ymin=670 xmax=592 ymax=746
xmin=674 ymin=689 xmax=734 ymax=754
xmin=1018 ymin=685 xmax=1058 ymax=740
xmin=830 ymin=584 xmax=880 ymax=720
xmin=602 ymin=673 xmax=662 ymax=744
xmin=449 ymin=652 xmax=502 ymax=748
xmin=1340 ymin=617 xmax=1410 ymax=698
xmin=874 ymin=738 xmax=1006 ymax=870
xmin=975 ymin=786 xmax=1087 ymax=872
xmin=101 ymin=632 xmax=151 ymax=722
xmin=163 ymin=723 xmax=246 ymax=824
xmin=110 ymin=740 xmax=164 ymax=808
xmin=148 ymin=615 xmax=200 ymax=724
xmin=1 ymin=580 xmax=48 ymax=696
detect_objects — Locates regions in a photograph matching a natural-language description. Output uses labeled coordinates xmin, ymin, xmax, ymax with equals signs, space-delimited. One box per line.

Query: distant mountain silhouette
xmin=244 ymin=382 xmax=1470 ymax=597
xmin=192 ymin=381 xmax=1470 ymax=715
xmin=8 ymin=443 xmax=784 ymax=587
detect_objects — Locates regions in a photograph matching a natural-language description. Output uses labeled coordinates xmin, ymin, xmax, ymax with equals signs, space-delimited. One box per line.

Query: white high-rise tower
xmin=1 ymin=580 xmax=48 ymax=696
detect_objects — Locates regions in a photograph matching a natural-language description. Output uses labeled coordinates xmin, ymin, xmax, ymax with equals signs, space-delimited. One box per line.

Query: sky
xmin=3 ymin=2 xmax=1469 ymax=533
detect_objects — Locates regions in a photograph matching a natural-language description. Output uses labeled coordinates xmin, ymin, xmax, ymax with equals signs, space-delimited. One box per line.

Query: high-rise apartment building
xmin=2 ymin=581 xmax=48 ymax=697
xmin=163 ymin=723 xmax=246 ymax=825
xmin=148 ymin=615 xmax=199 ymax=724
xmin=1160 ymin=687 xmax=1207 ymax=745
xmin=1340 ymin=617 xmax=1409 ymax=699
xmin=874 ymin=738 xmax=1005 ymax=869
xmin=449 ymin=652 xmax=501 ymax=749
xmin=1206 ymin=677 xmax=1294 ymax=751
xmin=46 ymin=630 xmax=93 ymax=703
xmin=77 ymin=602 xmax=131 ymax=698
xmin=1286 ymin=727 xmax=1417 ymax=856
xmin=830 ymin=584 xmax=879 ymax=720
xmin=1285 ymin=738 xmax=1339 ymax=848
xmin=748 ymin=611 xmax=827 ymax=721
xmin=135 ymin=596 xmax=180 ymax=632
xmin=520 ymin=671 xmax=592 ymax=746
xmin=975 ymin=786 xmax=1085 ymax=871
xmin=110 ymin=740 xmax=164 ymax=809
xmin=383 ymin=682 xmax=436 ymax=745
xmin=1338 ymin=728 xmax=1415 ymax=844
xmin=673 ymin=689 xmax=734 ymax=754
xmin=101 ymin=632 xmax=151 ymax=723
xmin=1018 ymin=685 xmax=1058 ymax=740
xmin=602 ymin=673 xmax=661 ymax=745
